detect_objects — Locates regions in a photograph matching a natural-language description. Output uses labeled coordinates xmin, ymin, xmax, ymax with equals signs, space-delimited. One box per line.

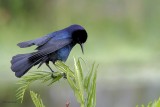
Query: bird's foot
xmin=51 ymin=73 xmax=57 ymax=78
xmin=50 ymin=72 xmax=67 ymax=79
xmin=63 ymin=73 xmax=67 ymax=79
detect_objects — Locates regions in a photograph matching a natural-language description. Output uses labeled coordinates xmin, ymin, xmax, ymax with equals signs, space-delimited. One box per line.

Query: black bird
xmin=11 ymin=24 xmax=87 ymax=77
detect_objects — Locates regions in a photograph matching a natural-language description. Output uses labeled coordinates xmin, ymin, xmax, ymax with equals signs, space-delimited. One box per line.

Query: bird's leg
xmin=46 ymin=62 xmax=54 ymax=72
xmin=46 ymin=62 xmax=56 ymax=78
xmin=63 ymin=73 xmax=67 ymax=79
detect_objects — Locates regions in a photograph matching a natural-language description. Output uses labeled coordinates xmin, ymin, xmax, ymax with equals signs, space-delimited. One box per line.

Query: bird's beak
xmin=80 ymin=43 xmax=84 ymax=54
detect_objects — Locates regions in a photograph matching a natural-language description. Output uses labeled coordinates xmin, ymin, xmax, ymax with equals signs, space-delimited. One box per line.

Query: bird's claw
xmin=63 ymin=73 xmax=67 ymax=79
xmin=51 ymin=73 xmax=57 ymax=78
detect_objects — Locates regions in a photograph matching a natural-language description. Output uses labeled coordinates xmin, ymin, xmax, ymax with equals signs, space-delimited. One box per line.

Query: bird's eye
xmin=72 ymin=30 xmax=87 ymax=44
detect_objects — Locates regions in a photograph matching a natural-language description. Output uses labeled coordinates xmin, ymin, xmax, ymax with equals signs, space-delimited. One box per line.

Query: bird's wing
xmin=17 ymin=34 xmax=53 ymax=48
xmin=28 ymin=38 xmax=72 ymax=61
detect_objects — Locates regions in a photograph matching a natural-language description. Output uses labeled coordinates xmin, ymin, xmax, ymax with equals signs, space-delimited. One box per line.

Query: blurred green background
xmin=0 ymin=0 xmax=160 ymax=107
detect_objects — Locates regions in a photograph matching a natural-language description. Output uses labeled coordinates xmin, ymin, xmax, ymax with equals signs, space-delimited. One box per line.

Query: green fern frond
xmin=30 ymin=91 xmax=45 ymax=107
xmin=84 ymin=62 xmax=95 ymax=92
xmin=55 ymin=58 xmax=98 ymax=107
xmin=16 ymin=58 xmax=98 ymax=107
xmin=136 ymin=98 xmax=160 ymax=107
xmin=55 ymin=61 xmax=75 ymax=77
xmin=86 ymin=64 xmax=98 ymax=107
xmin=16 ymin=71 xmax=63 ymax=103
xmin=16 ymin=82 xmax=30 ymax=103
xmin=74 ymin=57 xmax=85 ymax=104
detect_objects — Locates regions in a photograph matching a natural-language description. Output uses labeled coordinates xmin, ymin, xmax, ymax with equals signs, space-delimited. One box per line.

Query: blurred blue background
xmin=0 ymin=0 xmax=160 ymax=107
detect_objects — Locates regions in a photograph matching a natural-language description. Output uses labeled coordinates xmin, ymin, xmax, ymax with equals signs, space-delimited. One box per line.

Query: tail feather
xmin=11 ymin=53 xmax=40 ymax=77
xmin=11 ymin=54 xmax=30 ymax=64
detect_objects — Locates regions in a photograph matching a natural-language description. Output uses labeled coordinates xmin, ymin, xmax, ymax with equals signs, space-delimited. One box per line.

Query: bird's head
xmin=67 ymin=24 xmax=88 ymax=54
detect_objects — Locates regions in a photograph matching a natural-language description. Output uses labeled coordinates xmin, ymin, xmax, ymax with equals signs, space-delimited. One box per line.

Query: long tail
xmin=11 ymin=53 xmax=41 ymax=77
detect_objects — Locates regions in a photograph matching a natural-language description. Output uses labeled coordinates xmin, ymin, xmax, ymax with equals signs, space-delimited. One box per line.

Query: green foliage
xmin=16 ymin=71 xmax=64 ymax=103
xmin=16 ymin=58 xmax=98 ymax=107
xmin=136 ymin=98 xmax=160 ymax=107
xmin=30 ymin=91 xmax=45 ymax=107
xmin=55 ymin=58 xmax=98 ymax=107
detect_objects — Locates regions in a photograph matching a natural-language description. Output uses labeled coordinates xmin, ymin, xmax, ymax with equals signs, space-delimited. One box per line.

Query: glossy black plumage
xmin=11 ymin=24 xmax=87 ymax=77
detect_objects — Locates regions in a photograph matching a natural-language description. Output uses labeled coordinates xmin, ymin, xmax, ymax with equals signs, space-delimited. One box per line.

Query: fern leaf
xmin=30 ymin=91 xmax=45 ymax=107
xmin=16 ymin=82 xmax=30 ymax=103
xmin=16 ymin=71 xmax=63 ymax=103
xmin=55 ymin=61 xmax=75 ymax=78
xmin=74 ymin=57 xmax=84 ymax=104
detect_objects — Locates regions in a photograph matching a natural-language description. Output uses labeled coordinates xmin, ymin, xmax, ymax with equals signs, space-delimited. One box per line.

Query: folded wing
xmin=29 ymin=38 xmax=72 ymax=61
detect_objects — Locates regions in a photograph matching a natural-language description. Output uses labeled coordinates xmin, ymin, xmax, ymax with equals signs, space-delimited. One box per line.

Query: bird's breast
xmin=56 ymin=45 xmax=72 ymax=62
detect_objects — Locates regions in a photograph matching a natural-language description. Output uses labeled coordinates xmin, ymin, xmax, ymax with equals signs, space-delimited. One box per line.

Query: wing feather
xmin=28 ymin=39 xmax=72 ymax=61
xmin=17 ymin=34 xmax=54 ymax=48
